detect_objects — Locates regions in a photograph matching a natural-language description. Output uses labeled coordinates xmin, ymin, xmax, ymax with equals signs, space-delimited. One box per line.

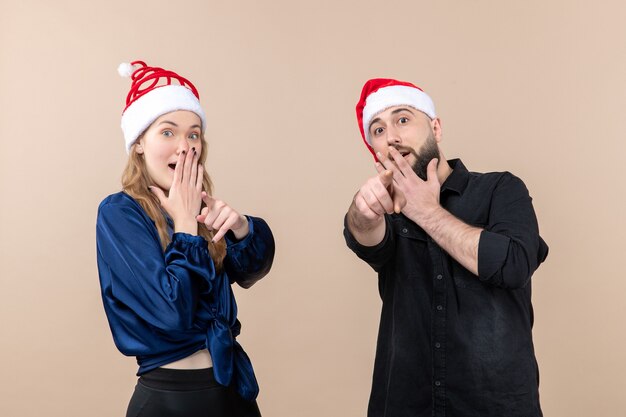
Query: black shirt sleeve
xmin=343 ymin=214 xmax=396 ymax=273
xmin=477 ymin=173 xmax=549 ymax=288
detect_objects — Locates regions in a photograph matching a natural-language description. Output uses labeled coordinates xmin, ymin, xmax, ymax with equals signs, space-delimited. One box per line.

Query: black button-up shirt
xmin=344 ymin=159 xmax=549 ymax=417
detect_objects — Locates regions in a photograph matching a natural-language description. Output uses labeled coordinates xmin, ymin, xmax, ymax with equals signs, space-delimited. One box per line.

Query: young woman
xmin=96 ymin=61 xmax=274 ymax=417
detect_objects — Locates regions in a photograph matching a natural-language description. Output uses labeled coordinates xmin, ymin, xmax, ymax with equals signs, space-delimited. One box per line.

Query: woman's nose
xmin=177 ymin=138 xmax=190 ymax=154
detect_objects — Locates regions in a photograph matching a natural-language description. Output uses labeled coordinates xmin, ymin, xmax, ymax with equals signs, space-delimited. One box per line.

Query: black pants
xmin=126 ymin=367 xmax=261 ymax=417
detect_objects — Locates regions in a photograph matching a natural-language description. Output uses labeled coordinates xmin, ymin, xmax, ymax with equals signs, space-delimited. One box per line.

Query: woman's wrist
xmin=231 ymin=215 xmax=250 ymax=240
xmin=174 ymin=218 xmax=199 ymax=236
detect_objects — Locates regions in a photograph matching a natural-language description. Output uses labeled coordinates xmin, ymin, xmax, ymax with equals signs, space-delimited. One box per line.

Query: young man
xmin=344 ymin=78 xmax=549 ymax=417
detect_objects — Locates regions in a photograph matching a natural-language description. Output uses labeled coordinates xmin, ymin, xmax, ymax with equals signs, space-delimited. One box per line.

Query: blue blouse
xmin=96 ymin=192 xmax=274 ymax=401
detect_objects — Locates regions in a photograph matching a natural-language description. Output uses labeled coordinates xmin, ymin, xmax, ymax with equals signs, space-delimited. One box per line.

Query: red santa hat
xmin=356 ymin=78 xmax=436 ymax=157
xmin=118 ymin=60 xmax=206 ymax=153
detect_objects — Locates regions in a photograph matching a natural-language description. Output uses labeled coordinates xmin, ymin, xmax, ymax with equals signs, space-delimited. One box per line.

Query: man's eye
xmin=162 ymin=130 xmax=173 ymax=137
xmin=374 ymin=127 xmax=384 ymax=135
xmin=399 ymin=117 xmax=409 ymax=124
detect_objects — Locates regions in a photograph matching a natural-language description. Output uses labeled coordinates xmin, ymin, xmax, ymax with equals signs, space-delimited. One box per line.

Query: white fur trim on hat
xmin=121 ymin=85 xmax=207 ymax=152
xmin=362 ymin=85 xmax=436 ymax=145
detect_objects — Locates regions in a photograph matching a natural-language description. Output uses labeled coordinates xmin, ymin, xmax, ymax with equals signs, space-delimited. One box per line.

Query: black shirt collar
xmin=441 ymin=159 xmax=470 ymax=195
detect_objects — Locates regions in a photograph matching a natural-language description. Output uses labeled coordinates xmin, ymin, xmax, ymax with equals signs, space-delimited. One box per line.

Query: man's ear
xmin=431 ymin=117 xmax=443 ymax=143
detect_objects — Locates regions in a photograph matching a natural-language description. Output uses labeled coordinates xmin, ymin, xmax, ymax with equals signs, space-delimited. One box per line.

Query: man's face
xmin=368 ymin=106 xmax=441 ymax=180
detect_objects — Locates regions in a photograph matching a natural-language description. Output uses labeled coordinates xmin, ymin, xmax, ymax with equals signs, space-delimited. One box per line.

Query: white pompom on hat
xmin=118 ymin=60 xmax=206 ymax=153
xmin=356 ymin=78 xmax=436 ymax=158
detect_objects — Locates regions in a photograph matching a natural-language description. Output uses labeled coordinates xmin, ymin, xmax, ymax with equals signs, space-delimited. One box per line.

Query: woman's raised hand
xmin=149 ymin=148 xmax=203 ymax=235
xmin=196 ymin=192 xmax=249 ymax=243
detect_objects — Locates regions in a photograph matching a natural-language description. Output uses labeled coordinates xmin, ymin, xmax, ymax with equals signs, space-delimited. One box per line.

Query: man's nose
xmin=386 ymin=126 xmax=402 ymax=145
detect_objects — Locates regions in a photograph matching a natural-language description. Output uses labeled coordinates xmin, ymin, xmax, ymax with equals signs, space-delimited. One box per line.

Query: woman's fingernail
xmin=182 ymin=150 xmax=186 ymax=154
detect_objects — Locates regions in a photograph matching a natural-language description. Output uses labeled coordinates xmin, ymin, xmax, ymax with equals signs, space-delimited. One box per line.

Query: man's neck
xmin=438 ymin=159 xmax=453 ymax=184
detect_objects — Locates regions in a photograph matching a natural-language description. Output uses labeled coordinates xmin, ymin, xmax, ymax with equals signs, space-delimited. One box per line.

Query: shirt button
xmin=435 ymin=381 xmax=441 ymax=387
xmin=436 ymin=305 xmax=443 ymax=311
xmin=435 ymin=342 xmax=441 ymax=348
xmin=436 ymin=274 xmax=443 ymax=280
xmin=402 ymin=228 xmax=408 ymax=234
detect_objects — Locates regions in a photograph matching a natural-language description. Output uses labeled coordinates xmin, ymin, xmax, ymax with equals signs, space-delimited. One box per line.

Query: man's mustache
xmin=390 ymin=145 xmax=418 ymax=158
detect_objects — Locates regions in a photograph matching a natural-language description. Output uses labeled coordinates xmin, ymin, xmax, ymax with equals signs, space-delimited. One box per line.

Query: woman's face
xmin=136 ymin=110 xmax=203 ymax=192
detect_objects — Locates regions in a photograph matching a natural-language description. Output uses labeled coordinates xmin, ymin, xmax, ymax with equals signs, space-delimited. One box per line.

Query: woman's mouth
xmin=168 ymin=163 xmax=176 ymax=170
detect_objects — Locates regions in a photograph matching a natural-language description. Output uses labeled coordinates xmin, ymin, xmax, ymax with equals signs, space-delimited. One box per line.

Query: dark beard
xmin=394 ymin=132 xmax=440 ymax=180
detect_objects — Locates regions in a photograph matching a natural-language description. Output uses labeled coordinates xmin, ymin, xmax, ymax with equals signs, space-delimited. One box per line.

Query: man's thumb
xmin=392 ymin=189 xmax=407 ymax=214
xmin=427 ymin=158 xmax=439 ymax=181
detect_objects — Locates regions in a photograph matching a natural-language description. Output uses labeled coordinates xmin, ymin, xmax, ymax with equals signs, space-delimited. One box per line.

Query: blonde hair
xmin=121 ymin=135 xmax=226 ymax=271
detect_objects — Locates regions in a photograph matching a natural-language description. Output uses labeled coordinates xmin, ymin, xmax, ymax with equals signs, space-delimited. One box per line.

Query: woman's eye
xmin=162 ymin=130 xmax=173 ymax=137
xmin=399 ymin=117 xmax=409 ymax=124
xmin=189 ymin=133 xmax=199 ymax=140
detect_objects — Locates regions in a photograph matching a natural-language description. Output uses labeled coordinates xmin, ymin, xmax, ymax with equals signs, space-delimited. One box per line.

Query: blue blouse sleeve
xmin=96 ymin=195 xmax=217 ymax=332
xmin=223 ymin=216 xmax=275 ymax=288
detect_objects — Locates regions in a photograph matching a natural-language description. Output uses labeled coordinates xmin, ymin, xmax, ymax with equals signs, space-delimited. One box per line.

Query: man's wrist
xmin=412 ymin=203 xmax=444 ymax=229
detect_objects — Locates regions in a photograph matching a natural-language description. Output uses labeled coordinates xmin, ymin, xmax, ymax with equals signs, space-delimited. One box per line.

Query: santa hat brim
xmin=362 ymin=85 xmax=436 ymax=145
xmin=121 ymin=85 xmax=207 ymax=153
